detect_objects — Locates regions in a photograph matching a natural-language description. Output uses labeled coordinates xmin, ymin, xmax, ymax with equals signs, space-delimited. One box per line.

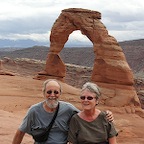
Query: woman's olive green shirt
xmin=68 ymin=111 xmax=118 ymax=144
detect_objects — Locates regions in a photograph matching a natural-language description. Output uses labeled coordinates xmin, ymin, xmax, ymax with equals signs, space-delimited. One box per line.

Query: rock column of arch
xmin=38 ymin=8 xmax=142 ymax=111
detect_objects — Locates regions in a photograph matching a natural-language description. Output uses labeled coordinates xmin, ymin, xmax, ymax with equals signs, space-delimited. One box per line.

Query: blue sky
xmin=0 ymin=0 xmax=144 ymax=47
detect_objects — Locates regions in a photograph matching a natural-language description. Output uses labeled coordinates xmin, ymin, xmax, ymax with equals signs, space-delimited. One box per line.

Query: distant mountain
xmin=119 ymin=39 xmax=144 ymax=73
xmin=0 ymin=39 xmax=48 ymax=48
xmin=0 ymin=39 xmax=144 ymax=75
xmin=0 ymin=39 xmax=92 ymax=48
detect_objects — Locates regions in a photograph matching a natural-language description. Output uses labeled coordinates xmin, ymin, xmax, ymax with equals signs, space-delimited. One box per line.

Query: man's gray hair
xmin=81 ymin=82 xmax=101 ymax=99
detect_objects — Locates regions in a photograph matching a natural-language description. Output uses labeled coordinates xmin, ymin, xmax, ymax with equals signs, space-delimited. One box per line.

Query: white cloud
xmin=0 ymin=32 xmax=50 ymax=42
xmin=68 ymin=31 xmax=90 ymax=42
xmin=0 ymin=0 xmax=144 ymax=47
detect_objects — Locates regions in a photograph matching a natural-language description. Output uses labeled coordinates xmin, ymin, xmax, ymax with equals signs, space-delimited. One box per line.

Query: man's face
xmin=44 ymin=81 xmax=61 ymax=109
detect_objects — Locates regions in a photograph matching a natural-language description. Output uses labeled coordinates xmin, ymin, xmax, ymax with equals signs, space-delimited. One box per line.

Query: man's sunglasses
xmin=80 ymin=96 xmax=96 ymax=100
xmin=47 ymin=90 xmax=59 ymax=95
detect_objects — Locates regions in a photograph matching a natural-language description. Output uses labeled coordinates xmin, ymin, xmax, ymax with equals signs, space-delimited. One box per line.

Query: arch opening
xmin=38 ymin=8 xmax=134 ymax=86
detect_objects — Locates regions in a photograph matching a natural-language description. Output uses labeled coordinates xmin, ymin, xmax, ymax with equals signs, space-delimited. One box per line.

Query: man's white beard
xmin=46 ymin=98 xmax=59 ymax=109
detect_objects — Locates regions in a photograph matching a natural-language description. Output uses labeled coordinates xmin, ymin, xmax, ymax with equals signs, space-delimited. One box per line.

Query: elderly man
xmin=12 ymin=79 xmax=113 ymax=144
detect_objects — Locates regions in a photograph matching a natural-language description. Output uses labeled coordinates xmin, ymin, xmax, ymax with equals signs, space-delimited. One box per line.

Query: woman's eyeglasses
xmin=47 ymin=90 xmax=59 ymax=95
xmin=80 ymin=96 xmax=96 ymax=100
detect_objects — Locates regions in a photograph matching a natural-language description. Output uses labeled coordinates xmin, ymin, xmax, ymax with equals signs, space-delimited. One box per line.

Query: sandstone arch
xmin=44 ymin=8 xmax=134 ymax=85
xmin=38 ymin=8 xmax=142 ymax=111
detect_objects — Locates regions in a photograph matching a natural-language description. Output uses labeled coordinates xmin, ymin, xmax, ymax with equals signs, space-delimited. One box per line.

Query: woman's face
xmin=80 ymin=89 xmax=97 ymax=110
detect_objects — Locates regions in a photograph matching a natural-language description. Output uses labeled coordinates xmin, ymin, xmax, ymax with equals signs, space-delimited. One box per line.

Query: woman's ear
xmin=96 ymin=100 xmax=99 ymax=105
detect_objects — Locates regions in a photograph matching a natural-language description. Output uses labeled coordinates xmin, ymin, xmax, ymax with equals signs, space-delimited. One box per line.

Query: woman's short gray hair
xmin=81 ymin=82 xmax=101 ymax=99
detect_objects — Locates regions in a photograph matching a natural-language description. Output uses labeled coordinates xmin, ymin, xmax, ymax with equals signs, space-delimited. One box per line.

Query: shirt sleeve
xmin=107 ymin=121 xmax=118 ymax=138
xmin=101 ymin=111 xmax=118 ymax=138
xmin=68 ymin=114 xmax=79 ymax=144
xmin=19 ymin=107 xmax=34 ymax=134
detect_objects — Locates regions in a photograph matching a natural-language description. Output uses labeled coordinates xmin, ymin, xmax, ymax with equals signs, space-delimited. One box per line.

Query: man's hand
xmin=106 ymin=110 xmax=114 ymax=122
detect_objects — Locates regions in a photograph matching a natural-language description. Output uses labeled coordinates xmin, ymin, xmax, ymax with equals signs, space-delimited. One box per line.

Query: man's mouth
xmin=47 ymin=97 xmax=57 ymax=100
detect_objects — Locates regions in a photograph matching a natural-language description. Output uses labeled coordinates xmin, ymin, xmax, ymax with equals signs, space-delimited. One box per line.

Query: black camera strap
xmin=31 ymin=103 xmax=60 ymax=142
xmin=46 ymin=102 xmax=59 ymax=132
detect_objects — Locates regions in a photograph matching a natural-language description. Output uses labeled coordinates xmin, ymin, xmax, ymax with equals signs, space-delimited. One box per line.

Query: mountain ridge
xmin=0 ymin=39 xmax=144 ymax=76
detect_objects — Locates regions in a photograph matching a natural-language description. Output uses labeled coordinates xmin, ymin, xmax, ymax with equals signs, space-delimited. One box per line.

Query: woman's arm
xmin=108 ymin=136 xmax=117 ymax=144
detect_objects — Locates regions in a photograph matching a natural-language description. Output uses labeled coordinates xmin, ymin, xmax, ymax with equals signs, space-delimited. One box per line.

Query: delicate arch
xmin=43 ymin=8 xmax=134 ymax=85
xmin=37 ymin=8 xmax=141 ymax=108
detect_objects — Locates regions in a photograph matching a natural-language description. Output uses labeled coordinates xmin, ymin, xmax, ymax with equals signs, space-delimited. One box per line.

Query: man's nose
xmin=50 ymin=92 xmax=55 ymax=96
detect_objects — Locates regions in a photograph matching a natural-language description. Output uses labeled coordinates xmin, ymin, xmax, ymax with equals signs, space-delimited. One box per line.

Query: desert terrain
xmin=0 ymin=38 xmax=144 ymax=144
xmin=0 ymin=55 xmax=144 ymax=144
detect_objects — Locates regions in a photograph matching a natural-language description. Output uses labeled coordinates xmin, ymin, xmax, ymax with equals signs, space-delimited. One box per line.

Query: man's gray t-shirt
xmin=19 ymin=101 xmax=79 ymax=144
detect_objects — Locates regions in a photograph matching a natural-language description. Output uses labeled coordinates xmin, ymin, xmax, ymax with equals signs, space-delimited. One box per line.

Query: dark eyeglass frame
xmin=80 ymin=96 xmax=96 ymax=100
xmin=47 ymin=90 xmax=59 ymax=95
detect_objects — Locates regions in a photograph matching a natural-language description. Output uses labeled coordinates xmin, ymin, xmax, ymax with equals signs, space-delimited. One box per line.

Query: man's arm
xmin=106 ymin=110 xmax=114 ymax=122
xmin=12 ymin=129 xmax=25 ymax=144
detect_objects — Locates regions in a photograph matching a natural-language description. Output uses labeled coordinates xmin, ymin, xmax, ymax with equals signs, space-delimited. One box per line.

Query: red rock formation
xmin=0 ymin=59 xmax=15 ymax=76
xmin=0 ymin=60 xmax=3 ymax=70
xmin=37 ymin=8 xmax=143 ymax=115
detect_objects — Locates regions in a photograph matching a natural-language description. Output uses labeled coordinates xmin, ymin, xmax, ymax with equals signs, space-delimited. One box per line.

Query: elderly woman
xmin=68 ymin=82 xmax=118 ymax=144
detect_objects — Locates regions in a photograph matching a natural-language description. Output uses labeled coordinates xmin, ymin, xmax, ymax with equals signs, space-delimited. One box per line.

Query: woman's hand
xmin=109 ymin=136 xmax=117 ymax=144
